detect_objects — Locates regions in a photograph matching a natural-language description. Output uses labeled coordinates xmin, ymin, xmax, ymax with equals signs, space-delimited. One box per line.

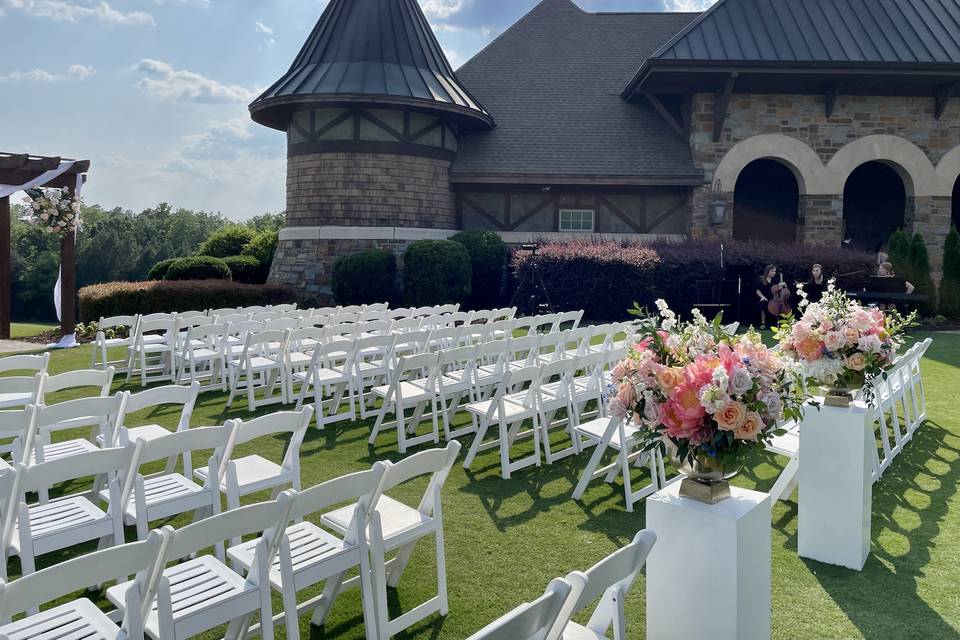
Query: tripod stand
xmin=510 ymin=245 xmax=553 ymax=313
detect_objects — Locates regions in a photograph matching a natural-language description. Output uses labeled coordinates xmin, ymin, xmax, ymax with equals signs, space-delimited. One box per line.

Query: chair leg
xmin=462 ymin=418 xmax=490 ymax=469
xmin=283 ymin=583 xmax=300 ymax=640
xmin=434 ymin=527 xmax=449 ymax=616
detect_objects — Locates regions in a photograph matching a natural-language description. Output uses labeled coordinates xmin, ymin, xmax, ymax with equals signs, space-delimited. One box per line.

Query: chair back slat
xmin=466 ymin=575 xmax=583 ymax=640
xmin=0 ymin=353 xmax=50 ymax=375
xmin=574 ymin=529 xmax=657 ymax=613
xmin=41 ymin=368 xmax=113 ymax=397
xmin=290 ymin=465 xmax=386 ymax=521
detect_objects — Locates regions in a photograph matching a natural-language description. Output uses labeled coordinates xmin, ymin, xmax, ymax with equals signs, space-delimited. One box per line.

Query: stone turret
xmin=251 ymin=0 xmax=493 ymax=299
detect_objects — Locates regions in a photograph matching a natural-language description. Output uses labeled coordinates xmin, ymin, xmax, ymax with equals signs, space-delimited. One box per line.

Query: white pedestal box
xmin=646 ymin=483 xmax=771 ymax=640
xmin=798 ymin=400 xmax=873 ymax=571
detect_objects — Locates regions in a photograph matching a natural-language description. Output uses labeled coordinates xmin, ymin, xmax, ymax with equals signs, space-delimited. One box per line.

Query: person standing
xmin=804 ymin=263 xmax=826 ymax=303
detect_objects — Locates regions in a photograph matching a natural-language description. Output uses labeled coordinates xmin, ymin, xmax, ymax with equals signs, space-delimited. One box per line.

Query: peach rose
xmin=657 ymin=367 xmax=684 ymax=391
xmin=796 ymin=335 xmax=823 ymax=361
xmin=735 ymin=412 xmax=765 ymax=440
xmin=715 ymin=400 xmax=747 ymax=432
xmin=616 ymin=383 xmax=636 ymax=408
xmin=845 ymin=352 xmax=867 ymax=371
xmin=823 ymin=331 xmax=846 ymax=351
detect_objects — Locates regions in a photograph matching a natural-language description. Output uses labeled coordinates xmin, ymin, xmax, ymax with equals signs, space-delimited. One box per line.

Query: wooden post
xmin=0 ymin=195 xmax=10 ymax=340
xmin=60 ymin=231 xmax=76 ymax=338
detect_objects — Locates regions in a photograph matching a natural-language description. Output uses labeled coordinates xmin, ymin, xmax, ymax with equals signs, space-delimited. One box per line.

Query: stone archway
xmin=733 ymin=159 xmax=800 ymax=242
xmin=826 ymin=135 xmax=932 ymax=197
xmin=842 ymin=161 xmax=907 ymax=253
xmin=713 ymin=133 xmax=829 ymax=195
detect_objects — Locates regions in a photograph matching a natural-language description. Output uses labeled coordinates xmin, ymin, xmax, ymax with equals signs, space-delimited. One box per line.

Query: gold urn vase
xmin=675 ymin=453 xmax=739 ymax=505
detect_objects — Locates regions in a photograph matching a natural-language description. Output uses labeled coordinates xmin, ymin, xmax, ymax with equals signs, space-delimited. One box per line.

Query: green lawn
xmin=9 ymin=322 xmax=56 ymax=338
xmin=5 ymin=333 xmax=960 ymax=639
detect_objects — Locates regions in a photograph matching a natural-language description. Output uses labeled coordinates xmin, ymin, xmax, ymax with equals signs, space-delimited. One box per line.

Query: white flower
xmin=699 ymin=384 xmax=729 ymax=413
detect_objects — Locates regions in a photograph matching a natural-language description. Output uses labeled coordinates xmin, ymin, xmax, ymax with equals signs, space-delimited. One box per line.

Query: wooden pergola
xmin=0 ymin=152 xmax=90 ymax=340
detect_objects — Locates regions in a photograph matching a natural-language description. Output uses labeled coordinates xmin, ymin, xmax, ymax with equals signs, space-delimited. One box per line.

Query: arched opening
xmin=733 ymin=159 xmax=800 ymax=242
xmin=952 ymin=176 xmax=960 ymax=231
xmin=842 ymin=162 xmax=906 ymax=253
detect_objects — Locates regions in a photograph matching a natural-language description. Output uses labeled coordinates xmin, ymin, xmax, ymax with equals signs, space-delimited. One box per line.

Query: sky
xmin=0 ymin=0 xmax=716 ymax=219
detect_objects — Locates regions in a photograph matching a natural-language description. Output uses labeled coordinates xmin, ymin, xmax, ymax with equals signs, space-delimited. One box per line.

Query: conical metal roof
xmin=250 ymin=0 xmax=493 ymax=131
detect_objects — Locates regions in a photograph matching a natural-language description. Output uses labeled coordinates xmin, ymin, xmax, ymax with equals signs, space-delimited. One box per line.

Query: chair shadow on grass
xmin=771 ymin=421 xmax=959 ymax=639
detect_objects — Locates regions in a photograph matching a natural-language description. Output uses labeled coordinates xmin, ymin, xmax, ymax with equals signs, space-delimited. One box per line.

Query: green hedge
xmin=223 ymin=255 xmax=268 ymax=284
xmin=146 ymin=258 xmax=180 ymax=281
xmin=403 ymin=240 xmax=471 ymax=306
xmin=196 ymin=226 xmax=256 ymax=258
xmin=242 ymin=230 xmax=279 ymax=266
xmin=331 ymin=249 xmax=397 ymax=305
xmin=941 ymin=227 xmax=960 ymax=318
xmin=79 ymin=280 xmax=302 ymax=322
xmin=165 ymin=256 xmax=232 ymax=281
xmin=450 ymin=229 xmax=507 ymax=310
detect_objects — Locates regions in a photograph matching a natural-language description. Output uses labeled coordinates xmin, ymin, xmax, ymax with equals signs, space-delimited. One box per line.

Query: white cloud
xmin=419 ymin=0 xmax=466 ymax=20
xmin=663 ymin=0 xmax=718 ymax=10
xmin=254 ymin=20 xmax=272 ymax=35
xmin=133 ymin=59 xmax=259 ymax=103
xmin=0 ymin=63 xmax=95 ymax=82
xmin=180 ymin=118 xmax=281 ymax=161
xmin=0 ymin=0 xmax=155 ymax=26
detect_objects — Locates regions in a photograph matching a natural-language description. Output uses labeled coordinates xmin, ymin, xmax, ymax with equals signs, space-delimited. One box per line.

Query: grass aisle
xmin=9 ymin=332 xmax=960 ymax=639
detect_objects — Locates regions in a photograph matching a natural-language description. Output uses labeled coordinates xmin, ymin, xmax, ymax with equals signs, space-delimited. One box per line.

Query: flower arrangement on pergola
xmin=0 ymin=152 xmax=90 ymax=343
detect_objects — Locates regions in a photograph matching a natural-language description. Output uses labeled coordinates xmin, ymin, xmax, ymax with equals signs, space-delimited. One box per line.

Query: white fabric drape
xmin=0 ymin=160 xmax=76 ymax=199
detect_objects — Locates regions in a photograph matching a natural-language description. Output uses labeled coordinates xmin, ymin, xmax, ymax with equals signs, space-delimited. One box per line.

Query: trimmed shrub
xmin=79 ymin=280 xmax=303 ymax=322
xmin=450 ymin=229 xmax=507 ymax=310
xmin=196 ymin=225 xmax=256 ymax=258
xmin=242 ymin=230 xmax=279 ymax=266
xmin=910 ymin=233 xmax=937 ymax=315
xmin=887 ymin=229 xmax=912 ymax=278
xmin=331 ymin=249 xmax=397 ymax=305
xmin=223 ymin=255 xmax=268 ymax=284
xmin=165 ymin=256 xmax=232 ymax=281
xmin=146 ymin=258 xmax=179 ymax=281
xmin=510 ymin=239 xmax=877 ymax=320
xmin=403 ymin=240 xmax=472 ymax=306
xmin=940 ymin=227 xmax=960 ymax=318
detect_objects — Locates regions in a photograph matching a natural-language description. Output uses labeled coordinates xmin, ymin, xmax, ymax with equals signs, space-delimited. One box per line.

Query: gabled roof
xmin=625 ymin=0 xmax=960 ymax=96
xmin=250 ymin=0 xmax=492 ymax=131
xmin=452 ymin=0 xmax=701 ymax=184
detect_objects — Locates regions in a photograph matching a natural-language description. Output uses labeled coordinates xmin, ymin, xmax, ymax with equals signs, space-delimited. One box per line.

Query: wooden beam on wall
xmin=641 ymin=92 xmax=686 ymax=141
xmin=0 ymin=196 xmax=9 ymax=339
xmin=825 ymin=81 xmax=841 ymax=118
xmin=713 ymin=72 xmax=738 ymax=143
xmin=935 ymin=82 xmax=957 ymax=120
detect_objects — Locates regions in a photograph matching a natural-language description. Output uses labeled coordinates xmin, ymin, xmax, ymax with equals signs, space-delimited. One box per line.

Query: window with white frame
xmin=558 ymin=208 xmax=595 ymax=232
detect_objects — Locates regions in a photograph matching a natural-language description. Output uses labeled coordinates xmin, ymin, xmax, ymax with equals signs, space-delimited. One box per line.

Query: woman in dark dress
xmin=804 ymin=263 xmax=826 ymax=303
xmin=755 ymin=265 xmax=778 ymax=327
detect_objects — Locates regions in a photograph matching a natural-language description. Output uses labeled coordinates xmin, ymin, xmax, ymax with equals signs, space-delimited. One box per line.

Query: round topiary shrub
xmin=331 ymin=249 xmax=397 ymax=305
xmin=196 ymin=226 xmax=256 ymax=258
xmin=242 ymin=230 xmax=279 ymax=266
xmin=165 ymin=256 xmax=232 ymax=281
xmin=147 ymin=257 xmax=180 ymax=281
xmin=403 ymin=240 xmax=471 ymax=306
xmin=450 ymin=229 xmax=507 ymax=310
xmin=223 ymin=255 xmax=268 ymax=284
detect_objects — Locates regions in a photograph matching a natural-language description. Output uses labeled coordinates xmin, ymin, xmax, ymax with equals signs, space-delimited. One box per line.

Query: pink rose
xmin=846 ymin=352 xmax=867 ymax=371
xmin=715 ymin=401 xmax=747 ymax=431
xmin=735 ymin=412 xmax=765 ymax=440
xmin=657 ymin=367 xmax=684 ymax=391
xmin=843 ymin=327 xmax=860 ymax=344
xmin=616 ymin=382 xmax=636 ymax=408
xmin=823 ymin=331 xmax=846 ymax=351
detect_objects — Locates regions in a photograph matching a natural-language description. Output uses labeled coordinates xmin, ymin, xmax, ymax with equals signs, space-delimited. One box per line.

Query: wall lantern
xmin=709 ymin=179 xmax=727 ymax=225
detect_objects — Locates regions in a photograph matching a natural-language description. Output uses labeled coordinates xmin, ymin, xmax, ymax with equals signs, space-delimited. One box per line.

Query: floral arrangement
xmin=25 ymin=186 xmax=82 ymax=235
xmin=776 ymin=281 xmax=916 ymax=392
xmin=609 ymin=301 xmax=805 ymax=468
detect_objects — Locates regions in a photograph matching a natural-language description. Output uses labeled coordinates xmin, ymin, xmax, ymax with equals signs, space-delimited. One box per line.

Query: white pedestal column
xmin=798 ymin=400 xmax=872 ymax=570
xmin=646 ymin=484 xmax=771 ymax=640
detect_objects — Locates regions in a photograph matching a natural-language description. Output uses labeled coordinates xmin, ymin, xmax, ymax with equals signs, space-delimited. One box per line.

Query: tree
xmin=909 ymin=233 xmax=937 ymax=315
xmin=940 ymin=227 xmax=960 ymax=318
xmin=886 ymin=229 xmax=912 ymax=280
xmin=196 ymin=225 xmax=256 ymax=258
xmin=245 ymin=212 xmax=285 ymax=233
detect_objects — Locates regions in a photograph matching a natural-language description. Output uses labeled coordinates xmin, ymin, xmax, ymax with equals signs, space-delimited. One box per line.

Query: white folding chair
xmin=463 ymin=365 xmax=542 ymax=479
xmin=535 ymin=359 xmax=580 ymax=464
xmin=353 ymin=334 xmax=398 ymax=419
xmin=389 ymin=307 xmax=415 ymax=320
xmin=227 ymin=329 xmax=288 ymax=411
xmin=30 ymin=394 xmax=128 ymax=468
xmin=0 ymin=353 xmax=50 ymax=376
xmin=556 ymin=309 xmax=584 ymax=331
xmin=228 ymin=465 xmax=387 ymax=640
xmin=465 ymin=573 xmax=586 ymax=640
xmin=490 ymin=307 xmax=517 ymax=323
xmin=195 ymin=408 xmax=312 ymax=511
xmin=0 ymin=407 xmax=35 ymax=469
xmin=252 ymin=311 xmax=282 ymax=322
xmin=111 ymin=425 xmax=228 ymax=552
xmin=394 ymin=328 xmax=431 ymax=358
xmin=177 ymin=310 xmax=207 ymax=320
xmin=572 ymin=415 xmax=667 ymax=512
xmin=559 ymin=530 xmax=657 ymax=640
xmin=175 ymin=315 xmax=215 ymax=351
xmin=0 ymin=529 xmax=170 ymax=637
xmin=0 ymin=372 xmax=42 ymax=410
xmin=273 ymin=303 xmax=299 ymax=313
xmin=536 ymin=331 xmax=568 ymax=364
xmin=561 ymin=326 xmax=595 ymax=359
xmin=224 ymin=319 xmax=263 ymax=354
xmin=294 ymin=339 xmax=357 ymax=429
xmin=130 ymin=317 xmax=179 ymax=386
xmin=106 ymin=493 xmax=296 ymax=640
xmin=209 ymin=307 xmax=241 ymax=317
xmin=504 ymin=334 xmax=543 ymax=372
xmin=322 ymin=442 xmax=462 ymax=640
xmin=40 ymin=367 xmax=113 ymax=403
xmin=426 ymin=326 xmax=458 ymax=352
xmin=486 ymin=318 xmax=515 ymax=341
xmin=2 ymin=446 xmax=134 ymax=578
xmin=907 ymin=337 xmax=931 ymax=432
xmin=469 ymin=309 xmax=493 ymax=325
xmin=91 ymin=316 xmax=137 ymax=373
xmin=283 ymin=326 xmax=325 ymax=399
xmin=369 ymin=352 xmax=441 ymax=453
xmin=436 ymin=345 xmax=479 ymax=440
xmin=111 ymin=382 xmax=199 ymax=453
xmin=458 ymin=325 xmax=489 ymax=347
xmin=174 ymin=323 xmax=228 ymax=390
xmin=435 ymin=303 xmax=459 ymax=314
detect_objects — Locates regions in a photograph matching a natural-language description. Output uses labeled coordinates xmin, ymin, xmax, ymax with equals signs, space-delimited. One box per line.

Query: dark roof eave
xmin=624 ymin=59 xmax=960 ymax=99
xmin=449 ymin=172 xmax=705 ymax=187
xmin=250 ymin=93 xmax=494 ymax=131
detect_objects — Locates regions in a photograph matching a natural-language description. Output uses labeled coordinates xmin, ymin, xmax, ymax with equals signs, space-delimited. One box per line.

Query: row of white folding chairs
xmin=466 ymin=529 xmax=657 ymax=640
xmin=765 ymin=337 xmax=932 ymax=503
xmin=0 ymin=435 xmax=461 ymax=640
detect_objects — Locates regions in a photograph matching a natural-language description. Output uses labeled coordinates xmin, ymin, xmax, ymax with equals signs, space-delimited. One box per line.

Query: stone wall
xmin=286 ymin=152 xmax=456 ymax=229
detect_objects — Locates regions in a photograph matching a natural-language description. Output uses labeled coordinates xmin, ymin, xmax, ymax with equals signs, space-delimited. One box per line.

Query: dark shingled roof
xmin=655 ymin=0 xmax=960 ymax=65
xmin=250 ymin=0 xmax=492 ymax=131
xmin=452 ymin=0 xmax=702 ymax=183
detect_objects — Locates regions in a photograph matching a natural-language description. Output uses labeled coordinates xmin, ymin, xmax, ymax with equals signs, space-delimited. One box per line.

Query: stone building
xmin=253 ymin=0 xmax=960 ymax=297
